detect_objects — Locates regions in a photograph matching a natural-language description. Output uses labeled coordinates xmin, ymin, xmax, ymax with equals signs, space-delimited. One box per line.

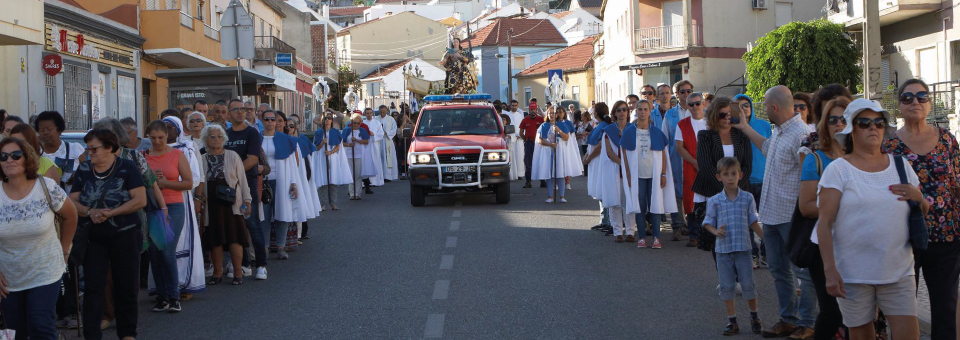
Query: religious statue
xmin=313 ymin=77 xmax=330 ymax=110
xmin=547 ymin=73 xmax=567 ymax=107
xmin=439 ymin=38 xmax=478 ymax=95
xmin=344 ymin=85 xmax=359 ymax=111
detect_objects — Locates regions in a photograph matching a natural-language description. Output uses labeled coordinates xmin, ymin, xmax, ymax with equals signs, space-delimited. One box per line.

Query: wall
xmin=881 ymin=9 xmax=955 ymax=85
xmin=210 ymin=0 xmax=284 ymax=37
xmin=0 ymin=0 xmax=44 ymax=45
xmin=340 ymin=12 xmax=448 ymax=76
xmin=701 ymin=0 xmax=821 ymax=49
xmin=365 ymin=3 xmax=458 ymax=21
xmin=280 ymin=2 xmax=315 ymax=55
xmin=593 ymin=0 xmax=634 ymax=103
xmin=140 ymin=9 xmax=227 ymax=65
xmin=516 ymin=70 xmax=594 ymax=110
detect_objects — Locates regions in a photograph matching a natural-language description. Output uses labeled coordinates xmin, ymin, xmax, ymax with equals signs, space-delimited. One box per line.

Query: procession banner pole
xmin=325 ymin=128 xmax=332 ymax=207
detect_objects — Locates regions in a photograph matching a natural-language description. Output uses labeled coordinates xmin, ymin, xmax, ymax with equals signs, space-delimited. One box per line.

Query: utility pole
xmin=862 ymin=0 xmax=881 ymax=99
xmin=507 ymin=28 xmax=514 ymax=102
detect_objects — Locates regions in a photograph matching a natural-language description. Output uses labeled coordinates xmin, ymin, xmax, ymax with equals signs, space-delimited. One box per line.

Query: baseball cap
xmin=834 ymin=98 xmax=896 ymax=146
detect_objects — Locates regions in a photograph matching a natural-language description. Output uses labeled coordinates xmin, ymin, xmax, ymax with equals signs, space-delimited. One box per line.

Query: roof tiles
xmin=463 ymin=18 xmax=566 ymax=47
xmin=516 ymin=35 xmax=597 ymax=77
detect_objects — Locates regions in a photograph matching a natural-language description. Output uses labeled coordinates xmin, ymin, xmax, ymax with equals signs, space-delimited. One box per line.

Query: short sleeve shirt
xmin=71 ymin=158 xmax=146 ymax=232
xmin=800 ymin=150 xmax=837 ymax=181
xmin=224 ymin=125 xmax=262 ymax=181
xmin=702 ymin=189 xmax=758 ymax=253
xmin=0 ymin=178 xmax=67 ymax=291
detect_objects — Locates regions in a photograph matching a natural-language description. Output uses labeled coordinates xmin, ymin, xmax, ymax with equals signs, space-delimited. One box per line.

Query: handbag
xmin=788 ymin=152 xmax=823 ymax=268
xmin=893 ymin=156 xmax=929 ymax=251
xmin=38 ymin=178 xmax=64 ymax=238
xmin=216 ymin=185 xmax=237 ymax=204
xmin=0 ymin=302 xmax=14 ymax=340
xmin=261 ymin=181 xmax=275 ymax=205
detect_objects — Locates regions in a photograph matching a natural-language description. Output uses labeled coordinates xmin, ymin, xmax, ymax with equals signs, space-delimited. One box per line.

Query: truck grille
xmin=437 ymin=152 xmax=481 ymax=164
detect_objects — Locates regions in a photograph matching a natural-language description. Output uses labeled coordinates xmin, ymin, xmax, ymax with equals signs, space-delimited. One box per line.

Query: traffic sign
xmin=547 ymin=69 xmax=563 ymax=82
xmin=276 ymin=53 xmax=293 ymax=66
xmin=220 ymin=0 xmax=254 ymax=60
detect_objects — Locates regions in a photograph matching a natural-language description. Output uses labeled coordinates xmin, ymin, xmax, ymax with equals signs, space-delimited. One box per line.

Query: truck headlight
xmin=416 ymin=154 xmax=432 ymax=164
xmin=486 ymin=152 xmax=506 ymax=161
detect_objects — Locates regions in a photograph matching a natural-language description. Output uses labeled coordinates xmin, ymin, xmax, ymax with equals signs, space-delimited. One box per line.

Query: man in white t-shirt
xmin=35 ymin=111 xmax=84 ymax=190
xmin=674 ymin=93 xmax=706 ymax=246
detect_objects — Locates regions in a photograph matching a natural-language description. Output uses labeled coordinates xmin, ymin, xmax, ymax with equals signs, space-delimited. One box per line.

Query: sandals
xmin=232 ymin=277 xmax=244 ymax=285
xmin=207 ymin=276 xmax=223 ymax=285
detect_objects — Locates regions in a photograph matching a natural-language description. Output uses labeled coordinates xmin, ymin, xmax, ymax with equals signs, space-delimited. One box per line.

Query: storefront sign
xmin=42 ymin=54 xmax=62 ymax=76
xmin=169 ymin=88 xmax=235 ymax=112
xmin=276 ymin=53 xmax=293 ymax=67
xmin=45 ymin=23 xmax=136 ymax=69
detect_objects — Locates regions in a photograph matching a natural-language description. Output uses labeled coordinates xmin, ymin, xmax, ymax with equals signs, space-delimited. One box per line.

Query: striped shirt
xmin=703 ymin=189 xmax=759 ymax=254
xmin=758 ymin=114 xmax=807 ymax=225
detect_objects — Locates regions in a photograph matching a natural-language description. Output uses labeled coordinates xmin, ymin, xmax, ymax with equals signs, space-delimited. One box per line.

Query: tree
xmin=742 ymin=19 xmax=861 ymax=100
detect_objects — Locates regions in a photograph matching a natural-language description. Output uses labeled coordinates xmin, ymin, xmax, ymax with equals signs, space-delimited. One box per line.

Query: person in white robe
xmin=531 ymin=106 xmax=578 ymax=203
xmin=259 ymin=111 xmax=311 ymax=260
xmin=375 ymin=105 xmax=399 ymax=181
xmin=503 ymin=101 xmax=526 ymax=180
xmin=313 ymin=115 xmax=353 ymax=210
xmin=343 ymin=114 xmax=377 ymax=199
xmin=556 ymin=107 xmax=584 ymax=188
xmin=597 ymin=101 xmax=636 ymax=242
xmin=618 ymin=100 xmax=677 ymax=248
xmin=583 ymin=104 xmax=613 ymax=231
xmin=362 ymin=108 xmax=385 ymax=189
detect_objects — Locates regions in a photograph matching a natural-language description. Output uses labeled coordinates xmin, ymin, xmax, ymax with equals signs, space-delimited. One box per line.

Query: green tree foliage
xmin=742 ymin=19 xmax=861 ymax=99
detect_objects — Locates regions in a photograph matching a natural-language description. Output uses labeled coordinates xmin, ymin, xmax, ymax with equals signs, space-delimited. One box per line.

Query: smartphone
xmin=729 ymin=116 xmax=740 ymax=124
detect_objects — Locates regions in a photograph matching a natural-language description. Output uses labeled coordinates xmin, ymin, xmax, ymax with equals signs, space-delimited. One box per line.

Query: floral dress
xmin=883 ymin=127 xmax=960 ymax=242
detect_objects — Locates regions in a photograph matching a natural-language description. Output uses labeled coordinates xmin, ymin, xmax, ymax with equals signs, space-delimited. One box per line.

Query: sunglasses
xmin=263 ymin=117 xmax=276 ymax=121
xmin=615 ymin=108 xmax=629 ymax=113
xmin=899 ymin=91 xmax=930 ymax=105
xmin=641 ymin=91 xmax=655 ymax=95
xmin=794 ymin=104 xmax=807 ymax=111
xmin=688 ymin=101 xmax=702 ymax=107
xmin=0 ymin=150 xmax=23 ymax=162
xmin=826 ymin=116 xmax=846 ymax=126
xmin=717 ymin=112 xmax=729 ymax=119
xmin=678 ymin=89 xmax=693 ymax=94
xmin=853 ymin=117 xmax=887 ymax=130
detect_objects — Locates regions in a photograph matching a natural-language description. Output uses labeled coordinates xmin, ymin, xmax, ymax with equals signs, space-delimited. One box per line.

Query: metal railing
xmin=204 ymin=24 xmax=220 ymax=41
xmin=180 ymin=11 xmax=193 ymax=29
xmin=254 ymin=35 xmax=297 ymax=72
xmin=634 ymin=24 xmax=702 ymax=52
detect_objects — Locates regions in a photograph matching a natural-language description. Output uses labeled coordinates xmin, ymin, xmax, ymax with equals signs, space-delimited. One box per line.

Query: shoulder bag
xmin=894 ymin=155 xmax=929 ymax=251
xmin=787 ymin=152 xmax=823 ymax=268
xmin=204 ymin=154 xmax=238 ymax=204
xmin=38 ymin=178 xmax=64 ymax=238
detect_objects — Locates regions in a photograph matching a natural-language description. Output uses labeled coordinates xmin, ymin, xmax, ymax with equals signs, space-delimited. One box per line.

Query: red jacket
xmin=678 ymin=117 xmax=698 ymax=212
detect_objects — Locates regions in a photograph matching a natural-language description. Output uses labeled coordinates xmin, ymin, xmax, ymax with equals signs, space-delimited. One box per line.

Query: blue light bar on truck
xmin=423 ymin=94 xmax=493 ymax=102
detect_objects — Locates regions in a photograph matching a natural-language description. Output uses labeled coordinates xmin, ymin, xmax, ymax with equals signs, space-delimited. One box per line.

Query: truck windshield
xmin=416 ymin=108 xmax=502 ymax=136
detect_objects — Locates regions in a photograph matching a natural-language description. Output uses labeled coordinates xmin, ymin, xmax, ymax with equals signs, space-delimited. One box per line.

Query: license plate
xmin=443 ymin=166 xmax=476 ymax=173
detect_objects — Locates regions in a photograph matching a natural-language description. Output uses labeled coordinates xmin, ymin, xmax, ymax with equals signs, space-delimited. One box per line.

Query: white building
xmin=359 ymin=58 xmax=445 ymax=108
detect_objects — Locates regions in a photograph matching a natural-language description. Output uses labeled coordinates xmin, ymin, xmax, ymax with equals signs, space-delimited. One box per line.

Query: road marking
xmin=432 ymin=280 xmax=450 ymax=299
xmin=424 ymin=313 xmax=445 ymax=338
xmin=439 ymin=255 xmax=454 ymax=270
xmin=452 ymin=210 xmax=462 ymax=218
xmin=449 ymin=221 xmax=460 ymax=231
xmin=445 ymin=236 xmax=457 ymax=248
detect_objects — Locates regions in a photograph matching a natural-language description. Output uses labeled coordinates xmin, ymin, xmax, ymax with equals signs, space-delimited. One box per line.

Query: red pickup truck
xmin=402 ymin=94 xmax=513 ymax=206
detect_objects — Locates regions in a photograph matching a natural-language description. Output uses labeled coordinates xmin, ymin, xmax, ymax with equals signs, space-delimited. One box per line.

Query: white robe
xmin=312 ymin=132 xmax=353 ymax=186
xmin=586 ymin=144 xmax=602 ymax=199
xmin=375 ymin=115 xmax=399 ymax=180
xmin=598 ymin=134 xmax=625 ymax=208
xmin=505 ymin=110 xmax=526 ymax=180
xmin=345 ymin=129 xmax=379 ymax=179
xmin=561 ymin=125 xmax=584 ymax=177
xmin=531 ymin=126 xmax=579 ymax=180
xmin=364 ymin=118 xmax=386 ymax=186
xmin=620 ymin=130 xmax=678 ymax=215
xmin=270 ymin=144 xmax=312 ymax=223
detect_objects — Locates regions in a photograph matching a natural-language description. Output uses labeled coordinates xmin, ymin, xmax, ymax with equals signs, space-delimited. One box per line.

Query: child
xmin=701 ymin=157 xmax=763 ymax=336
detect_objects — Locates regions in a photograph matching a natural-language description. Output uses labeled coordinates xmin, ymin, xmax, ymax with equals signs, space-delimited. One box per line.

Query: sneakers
xmin=786 ymin=326 xmax=814 ymax=340
xmin=151 ymin=299 xmax=170 ymax=312
xmin=686 ymin=239 xmax=699 ymax=248
xmin=226 ymin=265 xmax=252 ymax=279
xmin=255 ymin=266 xmax=268 ymax=280
xmin=591 ymin=224 xmax=605 ymax=230
xmin=751 ymin=319 xmax=763 ymax=334
xmin=637 ymin=239 xmax=647 ymax=248
xmin=168 ymin=300 xmax=182 ymax=313
xmin=762 ymin=321 xmax=797 ymax=338
xmin=559 ymin=198 xmax=567 ymax=203
xmin=205 ymin=263 xmax=214 ymax=276
xmin=723 ymin=323 xmax=740 ymax=336
xmin=565 ymin=183 xmax=572 ymax=189
xmin=545 ymin=198 xmax=554 ymax=203
xmin=652 ymin=238 xmax=662 ymax=249
xmin=278 ymin=249 xmax=290 ymax=260
xmin=753 ymin=255 xmax=760 ymax=269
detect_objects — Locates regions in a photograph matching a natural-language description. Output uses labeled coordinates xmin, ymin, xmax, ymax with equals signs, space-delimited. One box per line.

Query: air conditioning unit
xmin=753 ymin=0 xmax=768 ymax=10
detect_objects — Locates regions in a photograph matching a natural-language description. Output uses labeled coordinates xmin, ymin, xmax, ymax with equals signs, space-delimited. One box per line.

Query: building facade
xmin=515 ymin=36 xmax=597 ymax=109
xmin=337 ymin=11 xmax=449 ymax=78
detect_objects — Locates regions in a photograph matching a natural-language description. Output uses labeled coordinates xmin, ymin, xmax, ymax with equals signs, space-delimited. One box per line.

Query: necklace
xmin=93 ymin=157 xmax=118 ymax=180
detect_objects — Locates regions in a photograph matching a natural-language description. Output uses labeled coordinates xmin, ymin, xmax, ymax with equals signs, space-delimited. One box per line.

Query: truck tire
xmin=411 ymin=183 xmax=426 ymax=206
xmin=495 ymin=183 xmax=510 ymax=204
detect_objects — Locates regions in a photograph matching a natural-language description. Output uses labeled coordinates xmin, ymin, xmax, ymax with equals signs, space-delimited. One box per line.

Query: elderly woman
xmin=0 ymin=137 xmax=78 ymax=339
xmin=690 ymin=96 xmax=752 ymax=251
xmin=9 ymin=123 xmax=60 ymax=181
xmin=342 ymin=113 xmax=375 ymax=200
xmin=70 ymin=128 xmax=146 ymax=340
xmin=198 ymin=124 xmax=251 ymax=285
xmin=793 ymin=92 xmax=815 ymax=132
xmin=882 ymin=78 xmax=960 ymax=340
xmin=119 ymin=117 xmax=151 ymax=152
xmin=818 ymin=99 xmax=926 ymax=340
xmin=143 ymin=120 xmax=193 ymax=312
xmin=186 ymin=111 xmax=207 ymax=147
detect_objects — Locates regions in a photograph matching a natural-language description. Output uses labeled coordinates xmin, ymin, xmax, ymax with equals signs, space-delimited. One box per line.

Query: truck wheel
xmin=495 ymin=183 xmax=510 ymax=204
xmin=411 ymin=184 xmax=426 ymax=206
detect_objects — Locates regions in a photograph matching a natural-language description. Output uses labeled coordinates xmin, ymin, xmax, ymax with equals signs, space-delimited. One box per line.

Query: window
xmin=146 ymin=0 xmax=158 ymax=10
xmin=181 ymin=0 xmax=191 ymax=16
xmin=775 ymin=3 xmax=792 ymax=27
xmin=196 ymin=0 xmax=204 ymax=21
xmin=45 ymin=74 xmax=56 ymax=112
xmin=268 ymin=24 xmax=273 ymax=37
xmin=572 ymin=86 xmax=580 ymax=102
xmin=513 ymin=56 xmax=526 ymax=70
xmin=118 ymin=75 xmax=137 ymax=122
xmin=524 ymin=87 xmax=532 ymax=105
xmin=63 ymin=63 xmax=92 ymax=131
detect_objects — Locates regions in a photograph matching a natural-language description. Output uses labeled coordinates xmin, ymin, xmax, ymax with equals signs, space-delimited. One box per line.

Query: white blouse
xmin=0 ymin=178 xmax=66 ymax=292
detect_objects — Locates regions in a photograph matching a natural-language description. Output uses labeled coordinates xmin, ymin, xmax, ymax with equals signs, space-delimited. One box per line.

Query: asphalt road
xmin=99 ymin=177 xmax=804 ymax=339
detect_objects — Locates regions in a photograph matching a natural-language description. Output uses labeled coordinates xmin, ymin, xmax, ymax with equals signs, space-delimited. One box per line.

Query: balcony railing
xmin=634 ymin=24 xmax=702 ymax=52
xmin=204 ymin=24 xmax=219 ymax=41
xmin=254 ymin=35 xmax=296 ymax=72
xmin=180 ymin=11 xmax=193 ymax=29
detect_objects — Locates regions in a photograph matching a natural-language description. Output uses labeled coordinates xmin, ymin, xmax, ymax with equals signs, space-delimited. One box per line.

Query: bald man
xmin=733 ymin=85 xmax=817 ymax=337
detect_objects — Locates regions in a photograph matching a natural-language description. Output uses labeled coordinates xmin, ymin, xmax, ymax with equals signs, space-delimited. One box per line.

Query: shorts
xmin=837 ymin=275 xmax=917 ymax=327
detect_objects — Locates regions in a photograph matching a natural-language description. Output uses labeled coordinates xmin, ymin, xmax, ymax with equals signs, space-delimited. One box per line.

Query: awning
xmin=254 ymin=65 xmax=297 ymax=92
xmin=618 ymin=57 xmax=688 ymax=71
xmin=155 ymin=67 xmax=274 ymax=83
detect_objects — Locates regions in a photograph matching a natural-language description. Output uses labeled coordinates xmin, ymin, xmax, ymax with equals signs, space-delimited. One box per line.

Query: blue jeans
xmin=546 ymin=178 xmax=565 ymax=198
xmin=0 ymin=279 xmax=61 ymax=340
xmin=148 ymin=202 xmax=185 ymax=301
xmin=243 ymin=175 xmax=267 ymax=268
xmin=262 ymin=180 xmax=286 ymax=249
xmin=523 ymin=140 xmax=534 ymax=182
xmin=717 ymin=251 xmax=757 ymax=301
xmin=635 ymin=178 xmax=663 ymax=239
xmin=763 ymin=222 xmax=817 ymax=327
xmin=749 ymin=183 xmax=763 ymax=256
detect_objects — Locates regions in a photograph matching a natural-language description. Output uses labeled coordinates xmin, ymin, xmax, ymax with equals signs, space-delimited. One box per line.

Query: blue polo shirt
xmin=747 ymin=115 xmax=772 ymax=184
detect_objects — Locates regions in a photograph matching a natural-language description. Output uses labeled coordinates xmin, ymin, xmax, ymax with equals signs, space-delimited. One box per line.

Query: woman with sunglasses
xmin=262 ymin=110 xmax=302 ymax=259
xmin=9 ymin=123 xmax=60 ymax=181
xmin=689 ymin=96 xmax=753 ymax=252
xmin=818 ymin=99 xmax=926 ymax=340
xmin=675 ymin=92 xmax=709 ymax=247
xmin=597 ymin=101 xmax=635 ymax=242
xmin=187 ymin=111 xmax=207 ymax=148
xmin=883 ymin=78 xmax=960 ymax=340
xmin=0 ymin=137 xmax=78 ymax=340
xmin=793 ymin=92 xmax=815 ymax=132
xmin=70 ymin=128 xmax=147 ymax=340
xmin=797 ymin=97 xmax=848 ymax=340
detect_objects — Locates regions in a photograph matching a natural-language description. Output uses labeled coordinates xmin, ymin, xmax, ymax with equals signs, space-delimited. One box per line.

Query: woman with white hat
xmin=817 ymin=98 xmax=928 ymax=340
